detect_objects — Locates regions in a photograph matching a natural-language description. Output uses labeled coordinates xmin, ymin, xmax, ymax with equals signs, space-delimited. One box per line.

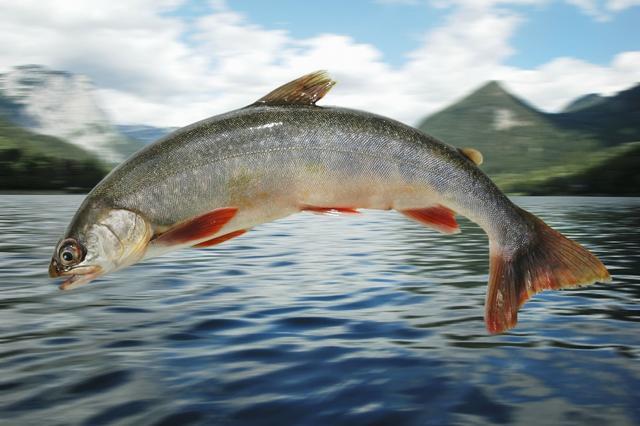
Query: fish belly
xmin=144 ymin=146 xmax=446 ymax=258
xmin=216 ymin=156 xmax=440 ymax=237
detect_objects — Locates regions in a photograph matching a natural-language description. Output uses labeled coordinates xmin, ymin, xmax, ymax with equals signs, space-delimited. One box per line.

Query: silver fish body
xmin=51 ymin=72 xmax=610 ymax=333
xmin=80 ymin=105 xmax=517 ymax=244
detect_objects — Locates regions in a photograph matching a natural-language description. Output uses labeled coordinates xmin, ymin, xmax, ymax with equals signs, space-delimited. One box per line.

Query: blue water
xmin=0 ymin=195 xmax=638 ymax=425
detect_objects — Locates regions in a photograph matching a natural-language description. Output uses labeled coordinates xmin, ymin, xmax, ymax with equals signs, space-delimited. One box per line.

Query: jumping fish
xmin=49 ymin=71 xmax=610 ymax=333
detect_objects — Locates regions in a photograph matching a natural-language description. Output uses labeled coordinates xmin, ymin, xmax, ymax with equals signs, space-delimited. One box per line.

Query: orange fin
xmin=153 ymin=207 xmax=238 ymax=246
xmin=458 ymin=147 xmax=483 ymax=165
xmin=486 ymin=208 xmax=611 ymax=334
xmin=301 ymin=205 xmax=360 ymax=215
xmin=254 ymin=70 xmax=335 ymax=106
xmin=400 ymin=205 xmax=460 ymax=234
xmin=194 ymin=230 xmax=247 ymax=248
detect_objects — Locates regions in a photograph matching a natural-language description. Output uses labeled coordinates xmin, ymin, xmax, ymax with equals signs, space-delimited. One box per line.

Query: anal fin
xmin=400 ymin=205 xmax=460 ymax=234
xmin=153 ymin=207 xmax=238 ymax=246
xmin=194 ymin=230 xmax=247 ymax=248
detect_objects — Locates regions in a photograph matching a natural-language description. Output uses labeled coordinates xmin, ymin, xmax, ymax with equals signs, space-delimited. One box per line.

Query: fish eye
xmin=58 ymin=239 xmax=84 ymax=266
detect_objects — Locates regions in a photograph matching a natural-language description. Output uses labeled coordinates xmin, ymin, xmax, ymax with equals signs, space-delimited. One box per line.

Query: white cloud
xmin=0 ymin=0 xmax=638 ymax=128
xmin=0 ymin=0 xmax=212 ymax=96
xmin=402 ymin=3 xmax=522 ymax=102
xmin=561 ymin=0 xmax=640 ymax=20
xmin=607 ymin=0 xmax=640 ymax=10
xmin=566 ymin=0 xmax=610 ymax=20
xmin=399 ymin=0 xmax=640 ymax=20
xmin=499 ymin=52 xmax=640 ymax=110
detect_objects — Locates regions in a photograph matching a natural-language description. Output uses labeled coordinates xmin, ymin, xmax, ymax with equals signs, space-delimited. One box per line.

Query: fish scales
xmin=88 ymin=105 xmax=504 ymax=233
xmin=50 ymin=71 xmax=610 ymax=333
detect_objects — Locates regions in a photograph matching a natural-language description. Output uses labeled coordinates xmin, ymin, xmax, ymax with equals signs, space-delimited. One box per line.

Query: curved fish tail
xmin=486 ymin=208 xmax=611 ymax=334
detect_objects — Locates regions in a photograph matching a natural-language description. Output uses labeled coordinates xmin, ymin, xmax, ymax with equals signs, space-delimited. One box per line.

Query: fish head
xmin=49 ymin=207 xmax=152 ymax=290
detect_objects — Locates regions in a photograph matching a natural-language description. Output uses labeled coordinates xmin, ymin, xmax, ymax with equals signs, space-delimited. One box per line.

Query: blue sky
xmin=507 ymin=1 xmax=640 ymax=67
xmin=170 ymin=0 xmax=640 ymax=68
xmin=1 ymin=0 xmax=638 ymax=126
xmin=183 ymin=0 xmax=449 ymax=67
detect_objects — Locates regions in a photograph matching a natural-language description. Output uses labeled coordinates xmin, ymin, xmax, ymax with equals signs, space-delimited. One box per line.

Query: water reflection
xmin=0 ymin=195 xmax=638 ymax=425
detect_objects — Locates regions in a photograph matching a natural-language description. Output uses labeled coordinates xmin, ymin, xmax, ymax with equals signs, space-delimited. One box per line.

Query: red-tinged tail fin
xmin=193 ymin=230 xmax=247 ymax=248
xmin=153 ymin=207 xmax=238 ymax=246
xmin=400 ymin=205 xmax=460 ymax=234
xmin=486 ymin=209 xmax=611 ymax=334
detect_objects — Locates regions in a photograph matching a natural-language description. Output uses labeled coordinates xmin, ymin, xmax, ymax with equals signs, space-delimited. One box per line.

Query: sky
xmin=0 ymin=0 xmax=638 ymax=127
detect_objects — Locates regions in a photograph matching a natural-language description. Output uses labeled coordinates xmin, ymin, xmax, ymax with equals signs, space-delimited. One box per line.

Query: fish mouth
xmin=51 ymin=265 xmax=103 ymax=290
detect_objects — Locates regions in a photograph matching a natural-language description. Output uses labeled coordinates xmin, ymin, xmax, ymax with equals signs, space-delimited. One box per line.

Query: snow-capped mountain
xmin=0 ymin=65 xmax=132 ymax=163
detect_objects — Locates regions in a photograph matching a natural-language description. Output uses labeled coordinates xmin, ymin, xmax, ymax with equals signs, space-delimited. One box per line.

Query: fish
xmin=49 ymin=71 xmax=611 ymax=333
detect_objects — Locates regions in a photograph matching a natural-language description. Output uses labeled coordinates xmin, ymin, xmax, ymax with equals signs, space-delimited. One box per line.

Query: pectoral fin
xmin=153 ymin=207 xmax=238 ymax=246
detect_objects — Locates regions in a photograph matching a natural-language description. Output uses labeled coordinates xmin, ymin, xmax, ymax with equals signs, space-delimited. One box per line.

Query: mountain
xmin=0 ymin=63 xmax=635 ymax=194
xmin=0 ymin=65 xmax=138 ymax=164
xmin=117 ymin=124 xmax=176 ymax=146
xmin=561 ymin=93 xmax=605 ymax=113
xmin=0 ymin=116 xmax=97 ymax=161
xmin=0 ymin=116 xmax=108 ymax=190
xmin=539 ymin=142 xmax=640 ymax=195
xmin=553 ymin=83 xmax=640 ymax=147
xmin=498 ymin=142 xmax=640 ymax=196
xmin=417 ymin=81 xmax=640 ymax=194
xmin=417 ymin=81 xmax=600 ymax=176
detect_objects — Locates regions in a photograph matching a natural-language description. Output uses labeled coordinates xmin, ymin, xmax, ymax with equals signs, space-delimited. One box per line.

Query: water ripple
xmin=0 ymin=195 xmax=639 ymax=425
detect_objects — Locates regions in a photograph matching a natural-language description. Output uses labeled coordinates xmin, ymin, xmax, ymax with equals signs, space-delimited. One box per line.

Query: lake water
xmin=0 ymin=195 xmax=638 ymax=425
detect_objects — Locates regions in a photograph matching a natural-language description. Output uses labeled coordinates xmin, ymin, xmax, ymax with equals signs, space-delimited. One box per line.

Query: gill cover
xmin=83 ymin=209 xmax=152 ymax=271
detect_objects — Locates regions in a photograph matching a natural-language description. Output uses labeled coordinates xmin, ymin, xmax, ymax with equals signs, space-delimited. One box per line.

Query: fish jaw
xmin=50 ymin=264 xmax=103 ymax=290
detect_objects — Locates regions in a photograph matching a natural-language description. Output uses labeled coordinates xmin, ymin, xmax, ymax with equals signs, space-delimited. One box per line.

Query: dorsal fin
xmin=253 ymin=71 xmax=336 ymax=106
xmin=458 ymin=147 xmax=483 ymax=165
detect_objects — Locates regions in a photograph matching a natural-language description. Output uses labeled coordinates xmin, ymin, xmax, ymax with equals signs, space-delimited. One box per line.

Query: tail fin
xmin=486 ymin=209 xmax=610 ymax=334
